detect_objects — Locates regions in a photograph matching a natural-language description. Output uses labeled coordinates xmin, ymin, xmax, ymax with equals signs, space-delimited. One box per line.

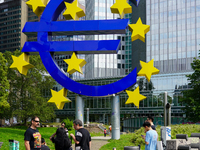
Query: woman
xmin=50 ymin=127 xmax=72 ymax=150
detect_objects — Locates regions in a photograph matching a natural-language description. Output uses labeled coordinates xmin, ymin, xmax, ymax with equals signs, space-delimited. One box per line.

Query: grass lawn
xmin=100 ymin=124 xmax=200 ymax=150
xmin=0 ymin=125 xmax=104 ymax=150
xmin=0 ymin=126 xmax=75 ymax=150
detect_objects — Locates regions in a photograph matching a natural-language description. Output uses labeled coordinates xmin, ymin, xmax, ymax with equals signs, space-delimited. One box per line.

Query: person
xmin=104 ymin=128 xmax=107 ymax=137
xmin=142 ymin=121 xmax=158 ymax=150
xmin=147 ymin=116 xmax=156 ymax=130
xmin=61 ymin=122 xmax=69 ymax=136
xmin=109 ymin=124 xmax=112 ymax=133
xmin=70 ymin=119 xmax=91 ymax=150
xmin=41 ymin=138 xmax=50 ymax=150
xmin=24 ymin=116 xmax=41 ymax=150
xmin=50 ymin=127 xmax=72 ymax=150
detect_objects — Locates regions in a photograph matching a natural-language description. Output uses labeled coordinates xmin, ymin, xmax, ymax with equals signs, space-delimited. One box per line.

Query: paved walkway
xmin=91 ymin=136 xmax=111 ymax=140
xmin=72 ymin=136 xmax=111 ymax=150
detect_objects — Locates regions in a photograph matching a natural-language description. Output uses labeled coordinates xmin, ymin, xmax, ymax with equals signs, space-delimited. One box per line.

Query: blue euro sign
xmin=22 ymin=0 xmax=139 ymax=97
xmin=130 ymin=0 xmax=141 ymax=7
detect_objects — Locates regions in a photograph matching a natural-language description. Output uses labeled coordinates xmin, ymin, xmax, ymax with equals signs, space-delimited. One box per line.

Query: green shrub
xmin=62 ymin=118 xmax=73 ymax=131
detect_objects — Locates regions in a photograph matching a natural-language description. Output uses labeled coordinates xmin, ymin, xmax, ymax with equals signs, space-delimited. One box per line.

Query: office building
xmin=84 ymin=0 xmax=126 ymax=78
xmin=0 ymin=0 xmax=28 ymax=52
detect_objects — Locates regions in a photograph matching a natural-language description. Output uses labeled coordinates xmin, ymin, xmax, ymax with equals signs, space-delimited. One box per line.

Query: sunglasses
xmin=34 ymin=120 xmax=40 ymax=123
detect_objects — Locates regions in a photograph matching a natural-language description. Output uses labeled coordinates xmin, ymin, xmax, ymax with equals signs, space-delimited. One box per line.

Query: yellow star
xmin=110 ymin=0 xmax=132 ymax=19
xmin=128 ymin=17 xmax=150 ymax=42
xmin=10 ymin=53 xmax=34 ymax=76
xmin=26 ymin=0 xmax=47 ymax=17
xmin=63 ymin=0 xmax=85 ymax=20
xmin=41 ymin=0 xmax=49 ymax=6
xmin=64 ymin=52 xmax=86 ymax=74
xmin=48 ymin=88 xmax=71 ymax=109
xmin=125 ymin=87 xmax=146 ymax=109
xmin=137 ymin=59 xmax=160 ymax=82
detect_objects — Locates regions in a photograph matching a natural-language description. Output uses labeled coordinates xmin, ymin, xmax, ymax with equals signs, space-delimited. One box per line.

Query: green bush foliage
xmin=62 ymin=118 xmax=73 ymax=131
xmin=100 ymin=124 xmax=200 ymax=150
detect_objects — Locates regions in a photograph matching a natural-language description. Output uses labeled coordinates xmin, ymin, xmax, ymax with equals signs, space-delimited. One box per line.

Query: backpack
xmin=64 ymin=135 xmax=71 ymax=149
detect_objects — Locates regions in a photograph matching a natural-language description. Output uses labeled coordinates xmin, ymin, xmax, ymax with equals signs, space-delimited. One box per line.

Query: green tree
xmin=3 ymin=50 xmax=56 ymax=124
xmin=179 ymin=55 xmax=200 ymax=123
xmin=0 ymin=52 xmax=10 ymax=119
xmin=157 ymin=92 xmax=173 ymax=106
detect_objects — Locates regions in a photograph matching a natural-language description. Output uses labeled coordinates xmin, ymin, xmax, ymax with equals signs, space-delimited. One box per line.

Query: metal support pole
xmin=111 ymin=95 xmax=120 ymax=140
xmin=103 ymin=114 xmax=105 ymax=124
xmin=164 ymin=92 xmax=167 ymax=126
xmin=75 ymin=95 xmax=84 ymax=126
xmin=167 ymin=104 xmax=171 ymax=126
xmin=86 ymin=108 xmax=89 ymax=124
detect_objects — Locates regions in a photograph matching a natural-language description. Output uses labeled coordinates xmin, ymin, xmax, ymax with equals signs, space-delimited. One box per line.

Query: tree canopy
xmin=0 ymin=52 xmax=10 ymax=119
xmin=180 ymin=55 xmax=200 ymax=123
xmin=3 ymin=50 xmax=56 ymax=124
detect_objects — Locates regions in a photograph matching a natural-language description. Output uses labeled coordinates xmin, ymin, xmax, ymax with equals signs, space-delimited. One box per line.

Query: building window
xmin=122 ymin=64 xmax=125 ymax=68
xmin=118 ymin=64 xmax=121 ymax=68
xmin=117 ymin=55 xmax=121 ymax=59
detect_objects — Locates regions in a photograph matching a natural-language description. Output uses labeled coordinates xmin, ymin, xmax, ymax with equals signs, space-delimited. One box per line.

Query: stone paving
xmin=72 ymin=136 xmax=110 ymax=150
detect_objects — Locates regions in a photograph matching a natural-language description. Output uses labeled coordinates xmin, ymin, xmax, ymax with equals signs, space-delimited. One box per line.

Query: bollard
xmin=176 ymin=134 xmax=188 ymax=141
xmin=191 ymin=133 xmax=200 ymax=139
xmin=9 ymin=140 xmax=19 ymax=150
xmin=190 ymin=143 xmax=200 ymax=149
xmin=177 ymin=145 xmax=191 ymax=150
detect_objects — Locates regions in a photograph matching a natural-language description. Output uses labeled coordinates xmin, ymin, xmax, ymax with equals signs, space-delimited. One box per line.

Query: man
xmin=147 ymin=116 xmax=156 ymax=130
xmin=41 ymin=138 xmax=50 ymax=150
xmin=24 ymin=116 xmax=41 ymax=150
xmin=70 ymin=119 xmax=91 ymax=150
xmin=142 ymin=122 xmax=158 ymax=150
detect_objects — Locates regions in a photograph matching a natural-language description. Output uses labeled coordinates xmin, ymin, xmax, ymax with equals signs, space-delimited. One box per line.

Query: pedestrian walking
xmin=24 ymin=116 xmax=41 ymax=150
xmin=70 ymin=119 xmax=91 ymax=150
xmin=109 ymin=124 xmax=112 ymax=133
xmin=104 ymin=128 xmax=107 ymax=137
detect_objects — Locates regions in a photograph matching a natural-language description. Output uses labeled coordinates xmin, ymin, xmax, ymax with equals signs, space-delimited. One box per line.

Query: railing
xmin=0 ymin=142 xmax=3 ymax=148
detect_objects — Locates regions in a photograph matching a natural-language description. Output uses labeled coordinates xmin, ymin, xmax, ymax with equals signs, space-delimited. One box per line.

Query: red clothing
xmin=104 ymin=129 xmax=106 ymax=134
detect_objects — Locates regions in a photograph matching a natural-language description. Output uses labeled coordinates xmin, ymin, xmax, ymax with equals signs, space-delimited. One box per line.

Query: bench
xmin=0 ymin=142 xmax=3 ymax=148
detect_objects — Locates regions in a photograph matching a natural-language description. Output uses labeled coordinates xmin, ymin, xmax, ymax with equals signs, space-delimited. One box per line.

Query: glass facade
xmin=124 ymin=10 xmax=134 ymax=75
xmin=143 ymin=0 xmax=199 ymax=109
xmin=146 ymin=0 xmax=199 ymax=73
xmin=52 ymin=5 xmax=86 ymax=80
xmin=85 ymin=0 xmax=127 ymax=78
